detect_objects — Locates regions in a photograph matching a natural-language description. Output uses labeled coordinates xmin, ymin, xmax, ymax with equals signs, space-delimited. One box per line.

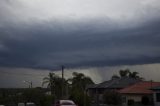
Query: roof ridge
xmin=105 ymin=79 xmax=119 ymax=88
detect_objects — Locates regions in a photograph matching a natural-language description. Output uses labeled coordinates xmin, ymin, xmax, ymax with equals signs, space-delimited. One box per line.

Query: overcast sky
xmin=0 ymin=0 xmax=160 ymax=88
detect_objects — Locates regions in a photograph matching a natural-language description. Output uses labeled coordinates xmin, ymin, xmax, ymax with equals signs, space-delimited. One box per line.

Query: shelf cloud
xmin=0 ymin=0 xmax=160 ymax=70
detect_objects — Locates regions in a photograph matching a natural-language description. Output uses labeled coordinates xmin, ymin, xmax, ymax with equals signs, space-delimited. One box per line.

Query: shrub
xmin=128 ymin=99 xmax=135 ymax=106
xmin=69 ymin=89 xmax=91 ymax=106
xmin=103 ymin=90 xmax=122 ymax=105
xmin=40 ymin=95 xmax=55 ymax=106
xmin=141 ymin=96 xmax=149 ymax=105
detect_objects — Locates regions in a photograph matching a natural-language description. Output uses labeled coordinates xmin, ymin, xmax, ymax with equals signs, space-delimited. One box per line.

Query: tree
xmin=70 ymin=72 xmax=94 ymax=91
xmin=22 ymin=88 xmax=54 ymax=106
xmin=23 ymin=88 xmax=44 ymax=105
xmin=69 ymin=89 xmax=91 ymax=106
xmin=111 ymin=69 xmax=144 ymax=80
xmin=128 ymin=71 xmax=144 ymax=80
xmin=42 ymin=73 xmax=57 ymax=95
xmin=129 ymin=71 xmax=139 ymax=78
xmin=69 ymin=72 xmax=94 ymax=106
xmin=103 ymin=90 xmax=122 ymax=105
xmin=119 ymin=69 xmax=129 ymax=77
xmin=42 ymin=73 xmax=66 ymax=99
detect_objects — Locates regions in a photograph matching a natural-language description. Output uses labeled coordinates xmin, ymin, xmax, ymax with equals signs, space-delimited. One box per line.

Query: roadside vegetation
xmin=0 ymin=69 xmax=144 ymax=106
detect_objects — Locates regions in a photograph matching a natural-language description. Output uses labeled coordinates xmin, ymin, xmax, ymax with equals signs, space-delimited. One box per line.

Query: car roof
xmin=26 ymin=103 xmax=35 ymax=104
xmin=58 ymin=100 xmax=75 ymax=104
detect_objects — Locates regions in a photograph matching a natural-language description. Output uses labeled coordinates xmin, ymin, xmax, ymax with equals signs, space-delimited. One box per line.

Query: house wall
xmin=127 ymin=94 xmax=142 ymax=102
xmin=153 ymin=91 xmax=160 ymax=106
xmin=122 ymin=94 xmax=152 ymax=106
xmin=123 ymin=94 xmax=142 ymax=103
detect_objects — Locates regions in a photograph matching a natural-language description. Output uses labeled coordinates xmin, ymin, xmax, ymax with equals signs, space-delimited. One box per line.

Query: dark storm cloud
xmin=0 ymin=17 xmax=160 ymax=70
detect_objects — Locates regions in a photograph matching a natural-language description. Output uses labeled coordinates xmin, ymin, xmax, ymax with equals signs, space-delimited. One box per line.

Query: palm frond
xmin=42 ymin=80 xmax=49 ymax=86
xmin=43 ymin=77 xmax=50 ymax=80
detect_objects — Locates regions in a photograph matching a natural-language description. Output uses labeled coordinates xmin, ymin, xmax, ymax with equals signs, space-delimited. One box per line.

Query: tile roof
xmin=151 ymin=86 xmax=160 ymax=91
xmin=119 ymin=81 xmax=160 ymax=94
xmin=87 ymin=77 xmax=140 ymax=89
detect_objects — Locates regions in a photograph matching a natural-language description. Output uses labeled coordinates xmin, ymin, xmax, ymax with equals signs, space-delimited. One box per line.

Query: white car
xmin=26 ymin=102 xmax=36 ymax=106
xmin=18 ymin=103 xmax=25 ymax=106
xmin=54 ymin=100 xmax=78 ymax=106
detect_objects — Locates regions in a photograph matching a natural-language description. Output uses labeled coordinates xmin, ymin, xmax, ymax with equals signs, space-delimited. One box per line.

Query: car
xmin=54 ymin=100 xmax=78 ymax=106
xmin=26 ymin=102 xmax=36 ymax=106
xmin=18 ymin=103 xmax=25 ymax=106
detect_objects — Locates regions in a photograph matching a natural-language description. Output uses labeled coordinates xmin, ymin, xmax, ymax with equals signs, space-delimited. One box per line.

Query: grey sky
xmin=0 ymin=0 xmax=160 ymax=87
xmin=1 ymin=63 xmax=160 ymax=88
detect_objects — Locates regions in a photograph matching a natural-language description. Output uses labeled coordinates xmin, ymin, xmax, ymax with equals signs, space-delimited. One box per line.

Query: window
xmin=122 ymin=96 xmax=127 ymax=103
xmin=156 ymin=93 xmax=160 ymax=102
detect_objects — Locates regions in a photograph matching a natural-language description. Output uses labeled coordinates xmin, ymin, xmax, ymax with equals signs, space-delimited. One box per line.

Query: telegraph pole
xmin=24 ymin=81 xmax=32 ymax=88
xmin=62 ymin=65 xmax=64 ymax=99
xmin=31 ymin=81 xmax=32 ymax=88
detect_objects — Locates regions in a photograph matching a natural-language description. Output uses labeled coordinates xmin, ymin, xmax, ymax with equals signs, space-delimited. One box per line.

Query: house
xmin=151 ymin=86 xmax=160 ymax=106
xmin=119 ymin=81 xmax=160 ymax=105
xmin=86 ymin=77 xmax=141 ymax=103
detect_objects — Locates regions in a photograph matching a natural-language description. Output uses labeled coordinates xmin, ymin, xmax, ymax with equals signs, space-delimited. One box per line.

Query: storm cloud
xmin=0 ymin=0 xmax=160 ymax=70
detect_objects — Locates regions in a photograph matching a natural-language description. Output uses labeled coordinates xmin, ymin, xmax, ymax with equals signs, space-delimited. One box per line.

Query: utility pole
xmin=151 ymin=80 xmax=153 ymax=88
xmin=84 ymin=89 xmax=86 ymax=106
xmin=31 ymin=81 xmax=32 ymax=88
xmin=24 ymin=81 xmax=32 ymax=88
xmin=62 ymin=65 xmax=64 ymax=99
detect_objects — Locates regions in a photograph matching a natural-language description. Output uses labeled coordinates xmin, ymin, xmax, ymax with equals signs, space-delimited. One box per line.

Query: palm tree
xmin=42 ymin=73 xmax=57 ymax=95
xmin=119 ymin=69 xmax=130 ymax=77
xmin=128 ymin=71 xmax=139 ymax=78
xmin=42 ymin=72 xmax=68 ymax=99
xmin=128 ymin=71 xmax=144 ymax=80
xmin=111 ymin=69 xmax=144 ymax=80
xmin=70 ymin=72 xmax=94 ymax=91
xmin=68 ymin=72 xmax=94 ymax=106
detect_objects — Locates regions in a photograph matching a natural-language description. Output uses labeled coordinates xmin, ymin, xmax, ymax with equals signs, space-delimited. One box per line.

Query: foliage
xmin=119 ymin=69 xmax=130 ymax=77
xmin=68 ymin=72 xmax=94 ymax=106
xmin=42 ymin=72 xmax=67 ymax=99
xmin=22 ymin=88 xmax=55 ymax=106
xmin=0 ymin=71 xmax=94 ymax=106
xmin=141 ymin=96 xmax=150 ymax=105
xmin=111 ymin=69 xmax=144 ymax=80
xmin=0 ymin=88 xmax=54 ymax=106
xmin=42 ymin=73 xmax=58 ymax=95
xmin=128 ymin=99 xmax=135 ymax=105
xmin=129 ymin=71 xmax=144 ymax=80
xmin=103 ymin=90 xmax=122 ymax=105
xmin=69 ymin=89 xmax=91 ymax=106
xmin=23 ymin=88 xmax=44 ymax=105
xmin=40 ymin=95 xmax=54 ymax=106
xmin=70 ymin=72 xmax=94 ymax=91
